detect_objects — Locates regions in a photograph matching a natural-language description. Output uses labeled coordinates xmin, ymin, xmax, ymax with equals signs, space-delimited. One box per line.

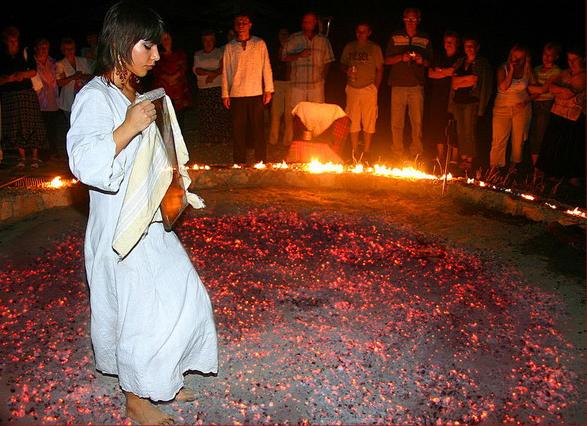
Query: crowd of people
xmin=0 ymin=7 xmax=585 ymax=185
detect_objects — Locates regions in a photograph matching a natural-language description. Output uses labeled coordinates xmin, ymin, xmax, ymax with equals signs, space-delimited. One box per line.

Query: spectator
xmin=152 ymin=31 xmax=192 ymax=130
xmin=489 ymin=44 xmax=534 ymax=174
xmin=384 ymin=8 xmax=432 ymax=163
xmin=193 ymin=30 xmax=231 ymax=144
xmin=449 ymin=35 xmax=493 ymax=173
xmin=226 ymin=29 xmax=236 ymax=44
xmin=340 ymin=21 xmax=383 ymax=163
xmin=426 ymin=30 xmax=460 ymax=165
xmin=34 ymin=38 xmax=62 ymax=159
xmin=80 ymin=31 xmax=99 ymax=72
xmin=222 ymin=13 xmax=274 ymax=163
xmin=536 ymin=47 xmax=585 ymax=184
xmin=0 ymin=26 xmax=46 ymax=168
xmin=269 ymin=28 xmax=293 ymax=146
xmin=56 ymin=37 xmax=92 ymax=123
xmin=528 ymin=42 xmax=562 ymax=168
xmin=282 ymin=12 xmax=334 ymax=123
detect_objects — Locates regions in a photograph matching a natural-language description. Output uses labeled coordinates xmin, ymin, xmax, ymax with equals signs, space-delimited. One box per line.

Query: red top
xmin=152 ymin=49 xmax=192 ymax=110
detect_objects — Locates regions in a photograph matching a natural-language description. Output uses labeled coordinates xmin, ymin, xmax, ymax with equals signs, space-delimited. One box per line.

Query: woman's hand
xmin=113 ymin=100 xmax=157 ymax=156
xmin=125 ymin=100 xmax=156 ymax=135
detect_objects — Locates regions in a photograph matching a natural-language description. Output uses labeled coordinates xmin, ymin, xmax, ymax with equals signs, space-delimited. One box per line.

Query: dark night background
xmin=2 ymin=0 xmax=585 ymax=68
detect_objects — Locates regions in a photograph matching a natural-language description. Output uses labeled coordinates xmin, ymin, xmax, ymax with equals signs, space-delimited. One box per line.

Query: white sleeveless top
xmin=495 ymin=65 xmax=530 ymax=107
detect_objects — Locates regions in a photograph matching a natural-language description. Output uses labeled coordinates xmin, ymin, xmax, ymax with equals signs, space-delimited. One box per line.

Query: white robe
xmin=67 ymin=77 xmax=218 ymax=401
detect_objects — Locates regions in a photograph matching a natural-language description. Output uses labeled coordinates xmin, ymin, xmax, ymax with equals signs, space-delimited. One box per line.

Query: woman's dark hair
xmin=95 ymin=1 xmax=164 ymax=81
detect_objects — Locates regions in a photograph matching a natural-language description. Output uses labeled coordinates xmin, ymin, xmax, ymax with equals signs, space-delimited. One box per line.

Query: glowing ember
xmin=521 ymin=194 xmax=536 ymax=201
xmin=232 ymin=164 xmax=242 ymax=169
xmin=0 ymin=206 xmax=580 ymax=424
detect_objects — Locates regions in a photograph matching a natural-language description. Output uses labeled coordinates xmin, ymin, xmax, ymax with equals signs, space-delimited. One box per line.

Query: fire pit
xmin=0 ymin=181 xmax=583 ymax=424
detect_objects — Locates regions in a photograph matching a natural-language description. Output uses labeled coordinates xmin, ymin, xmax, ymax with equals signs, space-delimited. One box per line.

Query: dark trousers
xmin=41 ymin=110 xmax=65 ymax=157
xmin=231 ymin=95 xmax=266 ymax=163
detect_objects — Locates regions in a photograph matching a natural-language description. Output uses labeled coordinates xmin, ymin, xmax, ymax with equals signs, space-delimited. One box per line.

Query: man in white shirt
xmin=222 ymin=13 xmax=274 ymax=163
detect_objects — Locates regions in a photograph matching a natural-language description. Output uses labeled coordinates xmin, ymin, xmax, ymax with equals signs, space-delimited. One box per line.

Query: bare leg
xmin=363 ymin=132 xmax=373 ymax=154
xmin=18 ymin=147 xmax=26 ymax=161
xmin=350 ymin=132 xmax=360 ymax=155
xmin=175 ymin=387 xmax=197 ymax=402
xmin=125 ymin=392 xmax=175 ymax=425
xmin=32 ymin=148 xmax=39 ymax=161
xmin=436 ymin=143 xmax=444 ymax=161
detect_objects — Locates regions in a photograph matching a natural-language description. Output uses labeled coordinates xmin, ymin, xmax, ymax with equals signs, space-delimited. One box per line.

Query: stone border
xmin=0 ymin=186 xmax=86 ymax=224
xmin=188 ymin=168 xmax=586 ymax=228
xmin=1 ymin=169 xmax=584 ymax=228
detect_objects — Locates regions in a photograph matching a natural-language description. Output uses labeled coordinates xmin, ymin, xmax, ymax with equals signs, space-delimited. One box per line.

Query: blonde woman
xmin=489 ymin=44 xmax=535 ymax=173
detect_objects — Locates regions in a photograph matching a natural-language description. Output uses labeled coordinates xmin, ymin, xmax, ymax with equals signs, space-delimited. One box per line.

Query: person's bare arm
xmin=497 ymin=64 xmax=513 ymax=92
xmin=375 ymin=63 xmax=383 ymax=89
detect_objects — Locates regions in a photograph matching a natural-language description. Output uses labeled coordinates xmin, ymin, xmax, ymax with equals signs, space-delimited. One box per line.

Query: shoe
xmin=30 ymin=159 xmax=42 ymax=169
xmin=16 ymin=161 xmax=25 ymax=169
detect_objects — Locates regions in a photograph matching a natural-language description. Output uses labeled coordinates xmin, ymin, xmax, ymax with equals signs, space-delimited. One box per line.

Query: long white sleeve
xmin=67 ymin=87 xmax=127 ymax=192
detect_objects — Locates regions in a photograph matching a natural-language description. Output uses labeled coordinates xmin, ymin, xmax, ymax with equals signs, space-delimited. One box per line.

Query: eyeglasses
xmin=403 ymin=18 xmax=419 ymax=23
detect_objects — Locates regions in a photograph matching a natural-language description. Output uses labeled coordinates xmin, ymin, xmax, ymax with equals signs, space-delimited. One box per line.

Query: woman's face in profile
xmin=128 ymin=39 xmax=160 ymax=77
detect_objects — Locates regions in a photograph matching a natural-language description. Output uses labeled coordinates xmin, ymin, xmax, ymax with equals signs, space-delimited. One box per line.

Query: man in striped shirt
xmin=385 ymin=8 xmax=432 ymax=163
xmin=282 ymin=12 xmax=334 ymax=142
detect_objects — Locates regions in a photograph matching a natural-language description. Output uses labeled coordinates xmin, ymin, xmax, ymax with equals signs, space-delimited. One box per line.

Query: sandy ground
xmin=0 ymin=186 xmax=584 ymax=424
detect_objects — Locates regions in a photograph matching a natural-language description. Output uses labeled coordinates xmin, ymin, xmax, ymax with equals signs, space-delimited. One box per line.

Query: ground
xmin=0 ymin=186 xmax=585 ymax=424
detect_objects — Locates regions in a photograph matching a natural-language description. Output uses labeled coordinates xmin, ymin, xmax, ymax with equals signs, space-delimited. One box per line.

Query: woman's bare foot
xmin=175 ymin=387 xmax=197 ymax=402
xmin=125 ymin=392 xmax=175 ymax=425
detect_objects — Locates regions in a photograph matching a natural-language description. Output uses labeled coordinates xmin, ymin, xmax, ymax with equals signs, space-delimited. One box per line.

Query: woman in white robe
xmin=66 ymin=2 xmax=217 ymax=424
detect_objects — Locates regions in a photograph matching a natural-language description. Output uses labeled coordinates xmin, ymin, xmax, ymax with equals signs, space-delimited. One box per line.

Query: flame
xmin=192 ymin=164 xmax=210 ymax=170
xmin=232 ymin=164 xmax=242 ymax=169
xmin=254 ymin=161 xmax=267 ymax=169
xmin=521 ymin=194 xmax=535 ymax=201
xmin=304 ymin=159 xmax=344 ymax=174
xmin=350 ymin=164 xmax=366 ymax=174
xmin=272 ymin=161 xmax=289 ymax=170
xmin=565 ymin=207 xmax=587 ymax=218
xmin=373 ymin=165 xmax=439 ymax=180
xmin=47 ymin=176 xmax=64 ymax=189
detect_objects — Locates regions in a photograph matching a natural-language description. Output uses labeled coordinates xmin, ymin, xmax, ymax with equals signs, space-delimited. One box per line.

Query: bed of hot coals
xmin=0 ymin=207 xmax=581 ymax=424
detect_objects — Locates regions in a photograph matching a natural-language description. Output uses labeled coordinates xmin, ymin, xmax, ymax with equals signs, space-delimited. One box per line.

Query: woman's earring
xmin=115 ymin=66 xmax=129 ymax=83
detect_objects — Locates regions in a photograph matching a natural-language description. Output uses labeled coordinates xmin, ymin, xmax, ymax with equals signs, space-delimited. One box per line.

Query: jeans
xmin=452 ymin=102 xmax=479 ymax=158
xmin=390 ymin=85 xmax=424 ymax=159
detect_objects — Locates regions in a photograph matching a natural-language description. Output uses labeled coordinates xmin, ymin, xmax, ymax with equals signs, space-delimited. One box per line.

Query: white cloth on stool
xmin=291 ymin=101 xmax=347 ymax=138
xmin=112 ymin=95 xmax=204 ymax=259
xmin=67 ymin=77 xmax=218 ymax=401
